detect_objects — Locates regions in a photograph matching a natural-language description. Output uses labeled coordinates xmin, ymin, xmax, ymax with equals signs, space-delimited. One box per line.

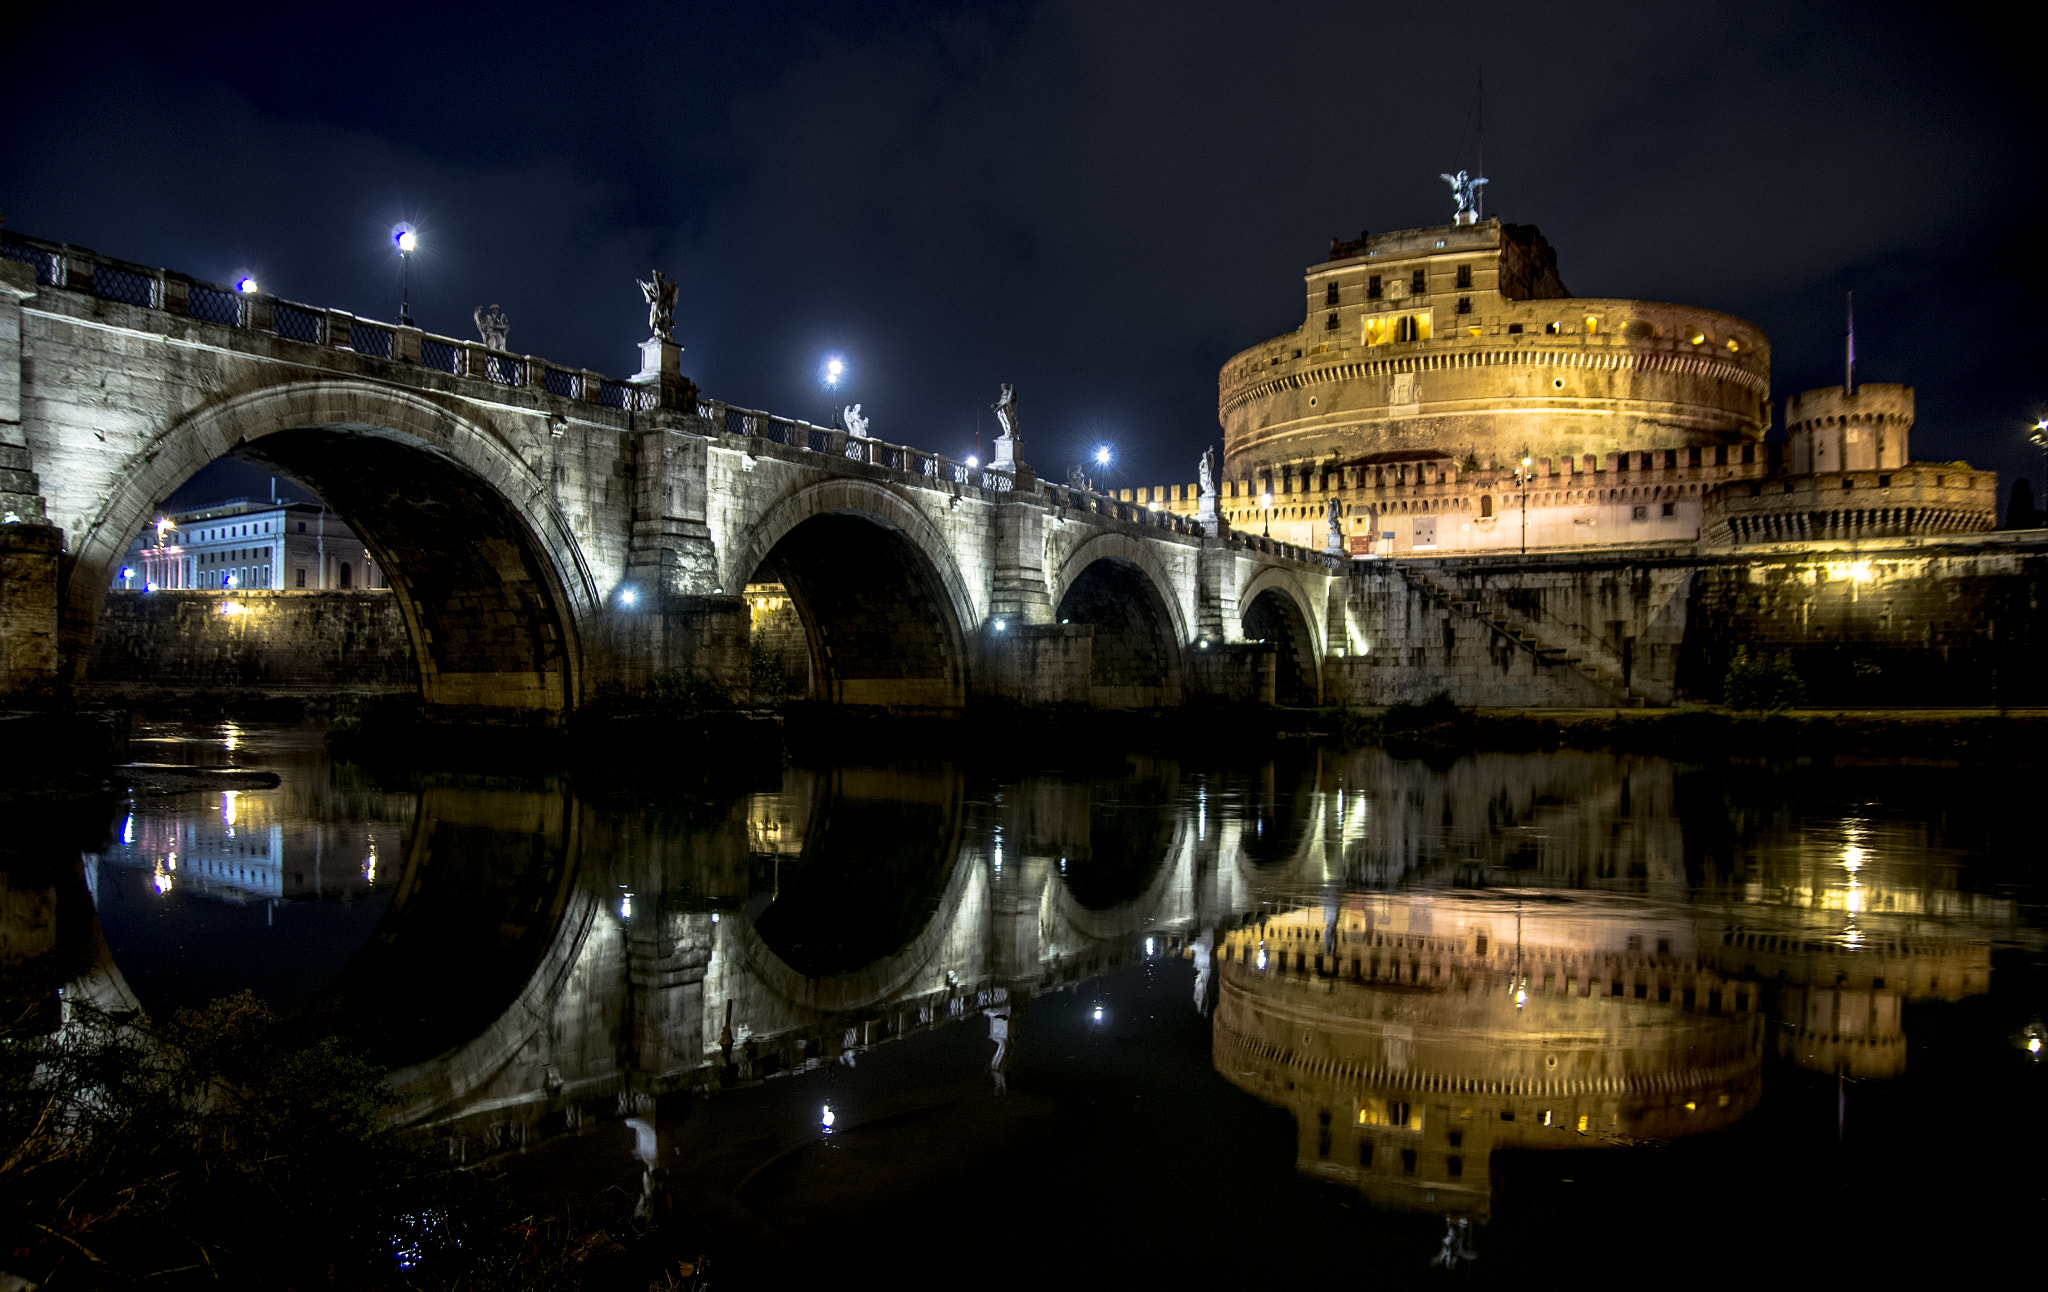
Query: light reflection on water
xmin=61 ymin=729 xmax=2045 ymax=1263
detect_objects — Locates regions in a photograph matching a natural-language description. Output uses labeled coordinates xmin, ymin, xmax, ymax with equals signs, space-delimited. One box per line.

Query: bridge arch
xmin=71 ymin=379 xmax=595 ymax=720
xmin=1051 ymin=533 xmax=1189 ymax=708
xmin=1240 ymin=566 xmax=1322 ymax=706
xmin=727 ymin=478 xmax=975 ymax=710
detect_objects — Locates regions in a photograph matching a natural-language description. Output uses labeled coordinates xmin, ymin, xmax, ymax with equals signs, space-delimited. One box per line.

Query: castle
xmin=1131 ymin=212 xmax=1996 ymax=554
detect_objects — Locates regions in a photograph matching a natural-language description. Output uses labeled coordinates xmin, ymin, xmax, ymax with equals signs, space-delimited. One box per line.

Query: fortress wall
xmin=1333 ymin=533 xmax=2048 ymax=708
xmin=86 ymin=589 xmax=417 ymax=693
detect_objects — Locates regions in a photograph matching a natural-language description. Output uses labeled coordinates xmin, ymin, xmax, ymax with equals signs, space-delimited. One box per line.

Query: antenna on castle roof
xmin=1845 ymin=291 xmax=1856 ymax=396
xmin=1476 ymin=71 xmax=1485 ymax=221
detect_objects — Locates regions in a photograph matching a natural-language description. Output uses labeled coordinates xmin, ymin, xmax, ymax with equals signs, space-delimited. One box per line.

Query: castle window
xmin=1448 ymin=1156 xmax=1464 ymax=1178
xmin=1631 ymin=505 xmax=1648 ymax=521
xmin=1367 ymin=274 xmax=1382 ymax=299
xmin=1878 ymin=474 xmax=1892 ymax=488
xmin=1359 ymin=1142 xmax=1374 ymax=1167
xmin=1325 ymin=281 xmax=1340 ymax=306
xmin=1662 ymin=502 xmax=1675 ymax=516
xmin=1545 ymin=321 xmax=1561 ymax=334
xmin=1456 ymin=297 xmax=1471 ymax=314
xmin=1456 ymin=264 xmax=1472 ymax=289
xmin=1400 ymin=1149 xmax=1418 ymax=1176
xmin=1326 ymin=312 xmax=1340 ymax=331
xmin=1395 ymin=315 xmax=1418 ymax=343
xmin=1410 ymin=269 xmax=1426 ymax=295
xmin=1480 ymin=494 xmax=1493 ymax=518
xmin=1507 ymin=322 xmax=1523 ymax=334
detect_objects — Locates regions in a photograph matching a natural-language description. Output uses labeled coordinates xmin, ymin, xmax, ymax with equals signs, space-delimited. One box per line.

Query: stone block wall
xmin=86 ymin=590 xmax=416 ymax=692
xmin=0 ymin=524 xmax=61 ymax=699
xmin=1676 ymin=540 xmax=2048 ymax=706
xmin=975 ymin=624 xmax=1092 ymax=706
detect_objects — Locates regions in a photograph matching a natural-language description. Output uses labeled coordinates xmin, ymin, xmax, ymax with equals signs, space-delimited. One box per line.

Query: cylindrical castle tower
xmin=1218 ymin=220 xmax=1771 ymax=486
xmin=1784 ymin=383 xmax=1913 ymax=475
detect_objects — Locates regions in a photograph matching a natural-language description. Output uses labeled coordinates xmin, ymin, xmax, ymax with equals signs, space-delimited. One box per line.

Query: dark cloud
xmin=10 ymin=0 xmax=2040 ymax=506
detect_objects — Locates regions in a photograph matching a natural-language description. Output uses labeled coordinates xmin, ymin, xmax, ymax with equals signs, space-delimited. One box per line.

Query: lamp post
xmin=392 ymin=225 xmax=418 ymax=327
xmin=1512 ymin=447 xmax=1533 ymax=556
xmin=1261 ymin=488 xmax=1274 ymax=537
xmin=2031 ymin=419 xmax=2048 ymax=523
xmin=821 ymin=356 xmax=844 ymax=427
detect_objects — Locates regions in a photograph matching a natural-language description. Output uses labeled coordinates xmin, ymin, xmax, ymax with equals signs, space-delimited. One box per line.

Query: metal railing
xmin=272 ymin=301 xmax=323 ymax=345
xmin=348 ymin=320 xmax=394 ymax=359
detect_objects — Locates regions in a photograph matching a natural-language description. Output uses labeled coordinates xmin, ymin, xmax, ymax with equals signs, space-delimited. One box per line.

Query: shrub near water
xmin=0 ymin=992 xmax=633 ymax=1289
xmin=1721 ymin=647 xmax=1805 ymax=713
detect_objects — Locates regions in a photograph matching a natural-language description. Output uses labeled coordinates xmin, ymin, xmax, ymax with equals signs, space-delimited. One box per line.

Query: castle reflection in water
xmin=51 ymin=734 xmax=2020 ymax=1223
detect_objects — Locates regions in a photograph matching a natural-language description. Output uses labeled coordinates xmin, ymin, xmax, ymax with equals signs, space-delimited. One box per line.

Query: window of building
xmin=1631 ymin=505 xmax=1648 ymax=521
xmin=1447 ymin=1130 xmax=1463 ymax=1148
xmin=1399 ymin=1149 xmax=1417 ymax=1176
xmin=1367 ymin=274 xmax=1382 ymax=300
xmin=1507 ymin=322 xmax=1523 ymax=334
xmin=1661 ymin=502 xmax=1675 ymax=516
xmin=1326 ymin=312 xmax=1340 ymax=331
xmin=1456 ymin=297 xmax=1471 ymax=314
xmin=298 ymin=522 xmax=307 ymax=532
xmin=339 ymin=562 xmax=352 ymax=588
xmin=1480 ymin=495 xmax=1493 ymax=518
xmin=1359 ymin=1142 xmax=1374 ymax=1167
xmin=1410 ymin=269 xmax=1426 ymax=295
xmin=1447 ymin=1156 xmax=1463 ymax=1178
xmin=1545 ymin=321 xmax=1561 ymax=335
xmin=1395 ymin=315 xmax=1418 ymax=343
xmin=1325 ymin=281 xmax=1340 ymax=306
xmin=1456 ymin=264 xmax=1472 ymax=289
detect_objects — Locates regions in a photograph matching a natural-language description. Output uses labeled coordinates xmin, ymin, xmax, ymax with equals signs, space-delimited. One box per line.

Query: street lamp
xmin=1512 ymin=447 xmax=1534 ymax=555
xmin=2030 ymin=419 xmax=2048 ymax=521
xmin=1261 ymin=488 xmax=1274 ymax=537
xmin=392 ymin=224 xmax=417 ymax=327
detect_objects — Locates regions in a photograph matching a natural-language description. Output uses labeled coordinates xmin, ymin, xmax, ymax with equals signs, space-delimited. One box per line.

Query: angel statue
xmin=842 ymin=403 xmax=870 ymax=439
xmin=1440 ymin=170 xmax=1489 ymax=225
xmin=473 ymin=304 xmax=510 ymax=352
xmin=1198 ymin=446 xmax=1216 ymax=499
xmin=992 ymin=383 xmax=1019 ymax=440
xmin=637 ymin=270 xmax=678 ymax=341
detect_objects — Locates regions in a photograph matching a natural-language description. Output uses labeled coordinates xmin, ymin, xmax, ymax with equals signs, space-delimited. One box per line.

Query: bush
xmin=1722 ymin=647 xmax=1804 ymax=713
xmin=0 ymin=992 xmax=635 ymax=1289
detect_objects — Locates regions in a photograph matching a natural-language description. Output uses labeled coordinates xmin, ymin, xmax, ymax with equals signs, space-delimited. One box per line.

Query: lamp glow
xmin=992 ymin=617 xmax=1007 ymax=633
xmin=619 ymin=588 xmax=638 ymax=606
xmin=1093 ymin=444 xmax=1113 ymax=467
xmin=394 ymin=226 xmax=417 ymax=253
xmin=235 ymin=276 xmax=258 ymax=294
xmin=965 ymin=456 xmax=979 ymax=469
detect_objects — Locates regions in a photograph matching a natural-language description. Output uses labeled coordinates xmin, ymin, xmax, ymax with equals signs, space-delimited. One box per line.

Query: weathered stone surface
xmin=86 ymin=590 xmax=416 ymax=692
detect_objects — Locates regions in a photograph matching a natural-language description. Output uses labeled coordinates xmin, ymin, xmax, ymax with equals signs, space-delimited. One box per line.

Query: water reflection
xmin=33 ymin=733 xmax=2033 ymax=1242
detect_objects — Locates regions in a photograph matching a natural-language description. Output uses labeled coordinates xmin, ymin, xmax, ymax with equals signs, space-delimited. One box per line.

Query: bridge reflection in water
xmin=34 ymin=732 xmax=2018 ymax=1235
xmin=352 ymin=746 xmax=2008 ymax=1211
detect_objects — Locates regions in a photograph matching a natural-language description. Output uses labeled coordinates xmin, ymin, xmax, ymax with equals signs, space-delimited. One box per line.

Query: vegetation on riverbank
xmin=0 ymin=991 xmax=699 ymax=1290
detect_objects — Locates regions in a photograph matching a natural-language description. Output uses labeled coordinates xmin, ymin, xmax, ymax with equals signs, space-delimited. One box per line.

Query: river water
xmin=75 ymin=720 xmax=2047 ymax=1282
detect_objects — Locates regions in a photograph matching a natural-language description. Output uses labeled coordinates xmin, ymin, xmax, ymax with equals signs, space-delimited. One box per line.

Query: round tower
xmin=1785 ymin=383 xmax=1913 ymax=475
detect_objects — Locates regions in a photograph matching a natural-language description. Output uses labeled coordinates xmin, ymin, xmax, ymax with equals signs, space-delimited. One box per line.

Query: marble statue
xmin=1440 ymin=170 xmax=1489 ymax=225
xmin=1327 ymin=497 xmax=1342 ymax=532
xmin=842 ymin=403 xmax=870 ymax=439
xmin=992 ymin=383 xmax=1019 ymax=440
xmin=1199 ymin=446 xmax=1216 ymax=498
xmin=473 ymin=303 xmax=510 ymax=352
xmin=637 ymin=270 xmax=678 ymax=341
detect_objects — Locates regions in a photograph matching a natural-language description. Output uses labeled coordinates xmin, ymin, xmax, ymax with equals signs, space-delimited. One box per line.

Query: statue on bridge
xmin=842 ymin=403 xmax=870 ymax=439
xmin=1327 ymin=496 xmax=1345 ymax=553
xmin=472 ymin=303 xmax=510 ymax=352
xmin=637 ymin=270 xmax=678 ymax=342
xmin=1198 ymin=446 xmax=1215 ymax=499
xmin=1197 ymin=445 xmax=1220 ymax=529
xmin=992 ymin=383 xmax=1021 ymax=470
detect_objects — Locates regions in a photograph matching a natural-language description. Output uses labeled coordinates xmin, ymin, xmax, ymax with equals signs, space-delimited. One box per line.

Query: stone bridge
xmin=0 ymin=231 xmax=1338 ymax=716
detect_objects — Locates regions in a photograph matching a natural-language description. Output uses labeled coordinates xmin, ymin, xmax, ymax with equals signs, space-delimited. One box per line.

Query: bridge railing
xmin=701 ymin=398 xmax=1024 ymax=493
xmin=0 ymin=229 xmax=668 ymax=414
xmin=1044 ymin=483 xmax=1207 ymax=537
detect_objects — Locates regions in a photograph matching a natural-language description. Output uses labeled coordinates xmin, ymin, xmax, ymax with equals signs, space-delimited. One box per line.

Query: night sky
xmin=10 ymin=1 xmax=2042 ymax=513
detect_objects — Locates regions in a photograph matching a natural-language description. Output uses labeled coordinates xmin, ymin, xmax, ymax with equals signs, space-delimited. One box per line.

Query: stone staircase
xmin=1395 ymin=565 xmax=1650 ymax=708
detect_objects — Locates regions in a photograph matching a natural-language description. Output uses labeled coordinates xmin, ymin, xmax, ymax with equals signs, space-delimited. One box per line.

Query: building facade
xmin=1128 ymin=215 xmax=1995 ymax=556
xmin=113 ymin=497 xmax=385 ymax=592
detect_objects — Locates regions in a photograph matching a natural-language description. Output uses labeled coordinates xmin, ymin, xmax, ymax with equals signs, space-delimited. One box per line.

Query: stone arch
xmin=728 ymin=478 xmax=974 ymax=709
xmin=1240 ymin=566 xmax=1323 ymax=705
xmin=70 ymin=380 xmax=596 ymax=719
xmin=1051 ymin=532 xmax=1191 ymax=708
